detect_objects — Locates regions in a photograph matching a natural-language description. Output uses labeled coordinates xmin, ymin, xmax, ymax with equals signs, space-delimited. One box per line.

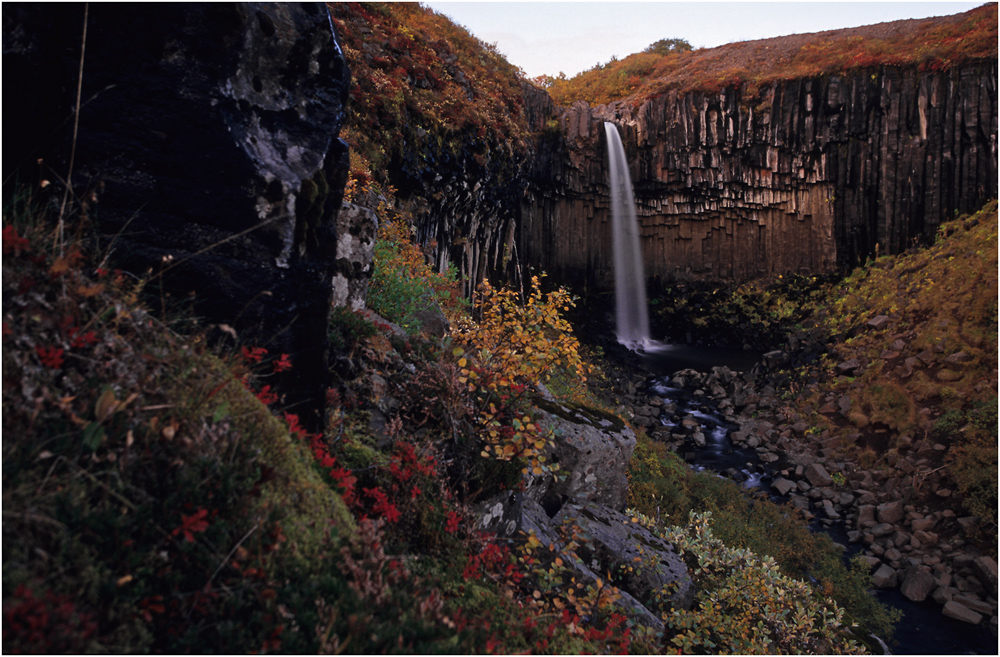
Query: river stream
xmin=638 ymin=345 xmax=996 ymax=655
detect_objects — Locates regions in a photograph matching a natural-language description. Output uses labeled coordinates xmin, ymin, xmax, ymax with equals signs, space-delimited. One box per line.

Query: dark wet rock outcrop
xmin=4 ymin=3 xmax=351 ymax=430
xmin=520 ymin=63 xmax=998 ymax=288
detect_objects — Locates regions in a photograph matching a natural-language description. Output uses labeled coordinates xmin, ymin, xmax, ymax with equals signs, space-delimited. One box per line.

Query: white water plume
xmin=605 ymin=122 xmax=651 ymax=350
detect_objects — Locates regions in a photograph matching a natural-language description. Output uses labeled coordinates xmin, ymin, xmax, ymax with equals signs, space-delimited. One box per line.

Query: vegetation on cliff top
xmin=543 ymin=3 xmax=998 ymax=106
xmin=329 ymin=2 xmax=531 ymax=197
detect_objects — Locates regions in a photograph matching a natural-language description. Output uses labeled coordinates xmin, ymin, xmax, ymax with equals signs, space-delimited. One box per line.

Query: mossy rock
xmin=187 ymin=356 xmax=355 ymax=557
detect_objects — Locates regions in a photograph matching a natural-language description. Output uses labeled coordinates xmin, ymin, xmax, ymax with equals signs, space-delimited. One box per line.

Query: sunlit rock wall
xmin=520 ymin=63 xmax=998 ymax=287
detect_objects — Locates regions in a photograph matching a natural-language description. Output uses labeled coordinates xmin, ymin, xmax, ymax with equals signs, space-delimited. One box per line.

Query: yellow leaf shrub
xmin=452 ymin=276 xmax=589 ymax=474
xmin=660 ymin=512 xmax=865 ymax=655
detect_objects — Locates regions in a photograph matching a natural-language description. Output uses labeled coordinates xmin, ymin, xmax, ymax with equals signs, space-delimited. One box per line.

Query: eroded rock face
xmin=4 ymin=3 xmax=351 ymax=430
xmin=520 ymin=64 xmax=998 ymax=287
xmin=475 ymin=397 xmax=691 ymax=627
xmin=333 ymin=202 xmax=378 ymax=311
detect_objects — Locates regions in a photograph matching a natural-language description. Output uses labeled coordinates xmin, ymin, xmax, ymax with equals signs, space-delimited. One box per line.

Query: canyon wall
xmin=519 ymin=62 xmax=998 ymax=288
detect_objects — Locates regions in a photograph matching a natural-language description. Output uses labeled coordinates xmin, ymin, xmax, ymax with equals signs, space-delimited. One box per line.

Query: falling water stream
xmin=605 ymin=122 xmax=651 ymax=349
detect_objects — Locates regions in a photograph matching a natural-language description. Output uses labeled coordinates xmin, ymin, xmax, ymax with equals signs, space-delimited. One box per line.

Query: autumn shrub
xmin=452 ymin=275 xmax=589 ymax=475
xmin=658 ymin=512 xmax=864 ymax=654
xmin=627 ymin=432 xmax=900 ymax=644
xmin=328 ymin=305 xmax=378 ymax=354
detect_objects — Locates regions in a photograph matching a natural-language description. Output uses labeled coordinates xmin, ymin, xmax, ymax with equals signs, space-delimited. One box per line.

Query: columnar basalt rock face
xmin=4 ymin=3 xmax=351 ymax=431
xmin=382 ymin=82 xmax=545 ymax=298
xmin=520 ymin=63 xmax=998 ymax=287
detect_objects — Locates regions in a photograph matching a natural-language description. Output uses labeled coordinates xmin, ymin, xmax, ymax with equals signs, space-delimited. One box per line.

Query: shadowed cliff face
xmin=520 ymin=63 xmax=998 ymax=288
xmin=4 ymin=3 xmax=351 ymax=431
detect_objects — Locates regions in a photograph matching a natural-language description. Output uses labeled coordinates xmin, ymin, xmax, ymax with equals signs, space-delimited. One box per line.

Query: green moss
xmin=196 ymin=358 xmax=355 ymax=551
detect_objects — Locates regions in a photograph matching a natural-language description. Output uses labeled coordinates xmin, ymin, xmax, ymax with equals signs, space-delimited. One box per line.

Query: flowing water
xmin=605 ymin=122 xmax=651 ymax=350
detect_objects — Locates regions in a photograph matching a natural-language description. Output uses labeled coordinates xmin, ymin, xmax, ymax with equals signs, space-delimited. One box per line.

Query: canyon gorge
xmin=3 ymin=2 xmax=997 ymax=652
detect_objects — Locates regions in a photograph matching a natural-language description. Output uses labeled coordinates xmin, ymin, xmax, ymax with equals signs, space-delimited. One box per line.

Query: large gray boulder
xmin=555 ymin=502 xmax=695 ymax=613
xmin=4 ymin=3 xmax=351 ymax=431
xmin=529 ymin=398 xmax=636 ymax=509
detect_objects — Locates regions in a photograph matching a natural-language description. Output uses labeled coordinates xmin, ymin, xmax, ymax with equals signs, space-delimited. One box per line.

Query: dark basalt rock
xmin=4 ymin=3 xmax=351 ymax=431
xmin=520 ymin=63 xmax=998 ymax=288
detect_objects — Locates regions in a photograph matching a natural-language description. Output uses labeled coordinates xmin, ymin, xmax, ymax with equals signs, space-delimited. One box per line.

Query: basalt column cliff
xmin=520 ymin=63 xmax=998 ymax=287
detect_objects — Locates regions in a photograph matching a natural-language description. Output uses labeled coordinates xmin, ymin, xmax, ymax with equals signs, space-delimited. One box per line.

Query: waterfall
xmin=605 ymin=122 xmax=651 ymax=349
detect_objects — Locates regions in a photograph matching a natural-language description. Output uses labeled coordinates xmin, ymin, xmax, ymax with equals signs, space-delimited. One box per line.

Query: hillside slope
xmin=802 ymin=200 xmax=998 ymax=537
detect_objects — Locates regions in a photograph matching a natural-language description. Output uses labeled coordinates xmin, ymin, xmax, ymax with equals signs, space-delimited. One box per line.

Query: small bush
xmin=453 ymin=275 xmax=588 ymax=475
xmin=328 ymin=306 xmax=378 ymax=354
xmin=659 ymin=511 xmax=864 ymax=654
xmin=367 ymin=217 xmax=463 ymax=334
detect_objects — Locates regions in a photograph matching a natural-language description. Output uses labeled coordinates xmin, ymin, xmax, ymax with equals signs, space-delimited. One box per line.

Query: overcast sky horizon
xmin=421 ymin=1 xmax=986 ymax=78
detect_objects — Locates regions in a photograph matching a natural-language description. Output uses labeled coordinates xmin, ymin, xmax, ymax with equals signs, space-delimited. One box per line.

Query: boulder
xmin=956 ymin=516 xmax=980 ymax=534
xmin=856 ymin=504 xmax=877 ymax=529
xmin=972 ymin=556 xmax=998 ymax=590
xmin=871 ymin=564 xmax=898 ymax=588
xmin=900 ymin=569 xmax=937 ymax=602
xmin=530 ymin=398 xmax=636 ymax=510
xmin=804 ymin=463 xmax=834 ymax=487
xmin=867 ymin=315 xmax=892 ymax=330
xmin=932 ymin=586 xmax=955 ymax=605
xmin=4 ymin=3 xmax=351 ymax=431
xmin=952 ymin=595 xmax=994 ymax=616
xmin=943 ymin=351 xmax=973 ymax=368
xmin=877 ymin=500 xmax=905 ymax=524
xmin=771 ymin=477 xmax=797 ymax=496
xmin=555 ymin=502 xmax=695 ymax=614
xmin=857 ymin=555 xmax=881 ymax=571
xmin=871 ymin=522 xmax=894 ymax=537
xmin=835 ymin=359 xmax=862 ymax=375
xmin=942 ymin=600 xmax=983 ymax=624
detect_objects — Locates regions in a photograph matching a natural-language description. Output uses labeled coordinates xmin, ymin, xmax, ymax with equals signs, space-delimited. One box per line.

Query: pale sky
xmin=421 ymin=1 xmax=987 ymax=78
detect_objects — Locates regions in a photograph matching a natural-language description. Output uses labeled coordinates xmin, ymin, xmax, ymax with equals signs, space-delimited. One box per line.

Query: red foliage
xmin=35 ymin=345 xmax=65 ymax=369
xmin=271 ymin=353 xmax=292 ymax=373
xmin=172 ymin=508 xmax=210 ymax=543
xmin=3 ymin=584 xmax=97 ymax=653
xmin=240 ymin=346 xmax=267 ymax=364
xmin=254 ymin=385 xmax=278 ymax=406
xmin=2 ymin=225 xmax=31 ymax=255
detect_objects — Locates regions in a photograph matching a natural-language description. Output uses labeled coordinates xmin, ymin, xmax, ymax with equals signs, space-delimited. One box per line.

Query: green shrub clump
xmin=658 ymin=512 xmax=864 ymax=655
xmin=367 ymin=216 xmax=463 ymax=334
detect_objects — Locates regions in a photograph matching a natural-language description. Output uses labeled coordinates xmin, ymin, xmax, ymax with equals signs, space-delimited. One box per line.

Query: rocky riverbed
xmin=616 ymin=357 xmax=998 ymax=634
